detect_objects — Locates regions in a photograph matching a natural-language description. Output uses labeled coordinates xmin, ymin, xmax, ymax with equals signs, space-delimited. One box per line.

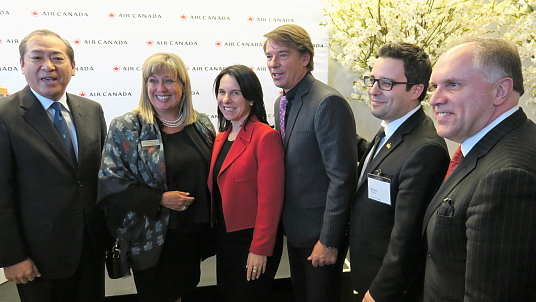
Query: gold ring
xmin=252 ymin=267 xmax=258 ymax=272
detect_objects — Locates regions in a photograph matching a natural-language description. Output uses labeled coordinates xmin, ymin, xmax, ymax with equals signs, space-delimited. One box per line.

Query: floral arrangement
xmin=323 ymin=0 xmax=536 ymax=105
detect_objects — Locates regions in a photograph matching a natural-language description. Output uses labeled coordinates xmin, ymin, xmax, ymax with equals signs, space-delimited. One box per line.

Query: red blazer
xmin=208 ymin=116 xmax=284 ymax=256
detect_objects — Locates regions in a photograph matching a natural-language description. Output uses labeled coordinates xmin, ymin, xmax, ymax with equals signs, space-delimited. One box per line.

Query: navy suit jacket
xmin=350 ymin=107 xmax=449 ymax=301
xmin=0 ymin=86 xmax=110 ymax=279
xmin=423 ymin=108 xmax=536 ymax=301
xmin=275 ymin=73 xmax=358 ymax=249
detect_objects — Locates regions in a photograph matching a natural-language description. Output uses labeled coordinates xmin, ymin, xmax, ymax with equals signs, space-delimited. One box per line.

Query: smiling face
xmin=217 ymin=74 xmax=252 ymax=125
xmin=265 ymin=40 xmax=310 ymax=92
xmin=147 ymin=71 xmax=183 ymax=119
xmin=368 ymin=57 xmax=422 ymax=123
xmin=21 ymin=35 xmax=75 ymax=101
xmin=429 ymin=44 xmax=497 ymax=143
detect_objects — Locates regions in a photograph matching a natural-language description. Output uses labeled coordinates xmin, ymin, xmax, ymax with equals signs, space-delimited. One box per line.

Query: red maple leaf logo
xmin=247 ymin=16 xmax=254 ymax=22
xmin=109 ymin=12 xmax=115 ymax=18
xmin=249 ymin=66 xmax=254 ymax=70
xmin=147 ymin=40 xmax=154 ymax=46
xmin=180 ymin=14 xmax=187 ymax=20
xmin=79 ymin=91 xmax=86 ymax=97
xmin=0 ymin=39 xmax=3 ymax=45
xmin=215 ymin=41 xmax=222 ymax=47
xmin=73 ymin=39 xmax=81 ymax=46
xmin=113 ymin=65 xmax=120 ymax=72
xmin=31 ymin=10 xmax=39 ymax=17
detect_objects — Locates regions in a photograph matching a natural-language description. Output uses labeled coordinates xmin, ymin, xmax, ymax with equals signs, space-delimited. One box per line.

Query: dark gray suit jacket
xmin=0 ymin=86 xmax=110 ymax=279
xmin=275 ymin=73 xmax=358 ymax=249
xmin=350 ymin=107 xmax=449 ymax=301
xmin=423 ymin=108 xmax=536 ymax=301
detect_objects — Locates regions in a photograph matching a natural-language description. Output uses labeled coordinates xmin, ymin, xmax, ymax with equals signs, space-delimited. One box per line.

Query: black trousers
xmin=216 ymin=226 xmax=283 ymax=302
xmin=287 ymin=240 xmax=348 ymax=302
xmin=132 ymin=229 xmax=203 ymax=302
xmin=16 ymin=227 xmax=105 ymax=302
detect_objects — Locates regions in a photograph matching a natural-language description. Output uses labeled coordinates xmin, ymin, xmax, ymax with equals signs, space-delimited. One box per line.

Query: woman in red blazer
xmin=208 ymin=64 xmax=285 ymax=301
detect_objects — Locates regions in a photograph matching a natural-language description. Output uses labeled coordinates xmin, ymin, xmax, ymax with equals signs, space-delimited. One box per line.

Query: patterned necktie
xmin=279 ymin=95 xmax=289 ymax=139
xmin=51 ymin=102 xmax=77 ymax=164
xmin=444 ymin=145 xmax=463 ymax=181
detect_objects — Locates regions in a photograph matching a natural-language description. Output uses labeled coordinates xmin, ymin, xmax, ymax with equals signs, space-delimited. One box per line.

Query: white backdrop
xmin=0 ymin=0 xmax=328 ymax=126
xmin=0 ymin=0 xmax=328 ymax=285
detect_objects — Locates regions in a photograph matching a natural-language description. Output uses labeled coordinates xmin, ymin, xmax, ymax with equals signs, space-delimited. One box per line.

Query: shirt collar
xmin=460 ymin=106 xmax=519 ymax=156
xmin=31 ymin=87 xmax=68 ymax=111
xmin=381 ymin=104 xmax=421 ymax=141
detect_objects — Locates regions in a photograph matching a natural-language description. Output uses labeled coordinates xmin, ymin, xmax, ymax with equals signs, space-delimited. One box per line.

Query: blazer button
xmin=75 ymin=211 xmax=82 ymax=216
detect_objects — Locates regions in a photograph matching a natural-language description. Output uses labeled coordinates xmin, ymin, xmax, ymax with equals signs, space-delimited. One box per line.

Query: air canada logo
xmin=247 ymin=16 xmax=254 ymax=22
xmin=215 ymin=41 xmax=263 ymax=47
xmin=31 ymin=10 xmax=39 ymax=17
xmin=147 ymin=40 xmax=154 ymax=46
xmin=152 ymin=40 xmax=198 ymax=46
xmin=112 ymin=13 xmax=162 ymax=18
xmin=180 ymin=14 xmax=187 ymax=20
xmin=253 ymin=17 xmax=295 ymax=22
xmin=113 ymin=65 xmax=120 ymax=72
xmin=0 ymin=66 xmax=19 ymax=71
xmin=83 ymin=40 xmax=128 ymax=45
xmin=40 ymin=11 xmax=90 ymax=17
xmin=79 ymin=91 xmax=87 ymax=97
xmin=73 ymin=39 xmax=82 ymax=46
xmin=0 ymin=11 xmax=10 ymax=16
xmin=113 ymin=66 xmax=142 ymax=72
xmin=313 ymin=43 xmax=327 ymax=48
xmin=88 ymin=92 xmax=133 ymax=97
xmin=190 ymin=15 xmax=230 ymax=21
xmin=190 ymin=66 xmax=228 ymax=72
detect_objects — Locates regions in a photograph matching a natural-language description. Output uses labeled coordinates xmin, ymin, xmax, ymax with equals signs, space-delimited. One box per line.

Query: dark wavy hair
xmin=376 ymin=42 xmax=432 ymax=102
xmin=213 ymin=64 xmax=268 ymax=132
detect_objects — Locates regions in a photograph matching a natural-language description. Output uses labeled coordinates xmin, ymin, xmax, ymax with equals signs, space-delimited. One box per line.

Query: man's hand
xmin=4 ymin=258 xmax=41 ymax=284
xmin=363 ymin=290 xmax=376 ymax=302
xmin=307 ymin=240 xmax=338 ymax=267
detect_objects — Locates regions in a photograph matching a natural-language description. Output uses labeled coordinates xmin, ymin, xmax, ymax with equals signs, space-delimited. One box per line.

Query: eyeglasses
xmin=363 ymin=76 xmax=417 ymax=91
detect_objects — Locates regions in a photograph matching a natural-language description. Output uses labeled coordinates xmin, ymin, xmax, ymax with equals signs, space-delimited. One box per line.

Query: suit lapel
xmin=219 ymin=120 xmax=256 ymax=175
xmin=283 ymin=73 xmax=314 ymax=149
xmin=67 ymin=95 xmax=81 ymax=167
xmin=422 ymin=108 xmax=528 ymax=233
xmin=358 ymin=108 xmax=426 ymax=190
xmin=21 ymin=87 xmax=75 ymax=168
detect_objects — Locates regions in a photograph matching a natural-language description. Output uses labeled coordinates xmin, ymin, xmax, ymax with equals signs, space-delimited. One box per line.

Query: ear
xmin=301 ymin=52 xmax=310 ymax=67
xmin=71 ymin=61 xmax=76 ymax=76
xmin=411 ymin=83 xmax=425 ymax=101
xmin=20 ymin=58 xmax=24 ymax=72
xmin=493 ymin=77 xmax=514 ymax=106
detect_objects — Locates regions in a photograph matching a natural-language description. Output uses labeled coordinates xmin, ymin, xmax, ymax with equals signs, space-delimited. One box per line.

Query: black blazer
xmin=423 ymin=108 xmax=536 ymax=301
xmin=0 ymin=86 xmax=109 ymax=279
xmin=274 ymin=73 xmax=358 ymax=249
xmin=350 ymin=107 xmax=449 ymax=301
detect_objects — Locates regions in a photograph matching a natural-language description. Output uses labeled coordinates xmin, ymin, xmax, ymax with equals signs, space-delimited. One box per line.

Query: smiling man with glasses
xmin=349 ymin=42 xmax=449 ymax=302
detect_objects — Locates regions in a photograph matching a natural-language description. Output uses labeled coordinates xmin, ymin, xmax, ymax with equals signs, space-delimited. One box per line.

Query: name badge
xmin=368 ymin=172 xmax=391 ymax=205
xmin=141 ymin=139 xmax=160 ymax=147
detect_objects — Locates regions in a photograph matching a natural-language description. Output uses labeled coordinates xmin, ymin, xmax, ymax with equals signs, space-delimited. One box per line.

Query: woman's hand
xmin=160 ymin=191 xmax=194 ymax=211
xmin=246 ymin=252 xmax=267 ymax=281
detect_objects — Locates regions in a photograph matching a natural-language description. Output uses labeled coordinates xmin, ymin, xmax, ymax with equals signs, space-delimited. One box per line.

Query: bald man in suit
xmin=424 ymin=37 xmax=536 ymax=301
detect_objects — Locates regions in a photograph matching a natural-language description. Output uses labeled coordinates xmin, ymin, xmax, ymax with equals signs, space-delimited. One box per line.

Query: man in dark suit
xmin=424 ymin=37 xmax=536 ymax=301
xmin=350 ymin=42 xmax=450 ymax=302
xmin=263 ymin=24 xmax=360 ymax=302
xmin=0 ymin=29 xmax=110 ymax=301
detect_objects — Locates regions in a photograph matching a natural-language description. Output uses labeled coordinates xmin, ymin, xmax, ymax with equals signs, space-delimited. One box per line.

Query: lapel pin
xmin=386 ymin=143 xmax=391 ymax=149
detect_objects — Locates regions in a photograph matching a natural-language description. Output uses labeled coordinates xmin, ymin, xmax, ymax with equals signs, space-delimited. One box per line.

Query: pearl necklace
xmin=158 ymin=115 xmax=182 ymax=128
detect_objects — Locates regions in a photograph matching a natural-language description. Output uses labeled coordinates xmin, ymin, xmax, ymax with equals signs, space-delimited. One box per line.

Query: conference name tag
xmin=141 ymin=139 xmax=160 ymax=147
xmin=367 ymin=173 xmax=391 ymax=205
